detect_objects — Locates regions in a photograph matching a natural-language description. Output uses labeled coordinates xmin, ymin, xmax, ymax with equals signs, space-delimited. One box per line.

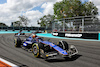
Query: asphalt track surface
xmin=0 ymin=34 xmax=100 ymax=67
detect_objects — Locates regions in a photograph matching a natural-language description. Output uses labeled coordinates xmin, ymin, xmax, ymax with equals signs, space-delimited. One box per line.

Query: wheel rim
xmin=33 ymin=46 xmax=38 ymax=54
xmin=32 ymin=44 xmax=40 ymax=57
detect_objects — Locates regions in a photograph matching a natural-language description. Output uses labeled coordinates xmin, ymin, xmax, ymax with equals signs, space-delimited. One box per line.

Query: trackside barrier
xmin=52 ymin=32 xmax=99 ymax=40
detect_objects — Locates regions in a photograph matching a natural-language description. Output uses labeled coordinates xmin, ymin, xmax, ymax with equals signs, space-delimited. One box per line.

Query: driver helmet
xmin=31 ymin=34 xmax=37 ymax=38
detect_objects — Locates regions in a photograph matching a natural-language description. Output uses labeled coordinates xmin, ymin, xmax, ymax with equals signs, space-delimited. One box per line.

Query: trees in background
xmin=53 ymin=0 xmax=98 ymax=19
xmin=0 ymin=23 xmax=8 ymax=27
xmin=83 ymin=2 xmax=98 ymax=16
xmin=12 ymin=21 xmax=21 ymax=27
xmin=18 ymin=16 xmax=30 ymax=27
xmin=12 ymin=16 xmax=30 ymax=27
xmin=37 ymin=14 xmax=55 ymax=28
xmin=38 ymin=0 xmax=98 ymax=27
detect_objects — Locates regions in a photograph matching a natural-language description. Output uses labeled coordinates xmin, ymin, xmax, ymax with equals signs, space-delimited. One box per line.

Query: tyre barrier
xmin=52 ymin=32 xmax=99 ymax=40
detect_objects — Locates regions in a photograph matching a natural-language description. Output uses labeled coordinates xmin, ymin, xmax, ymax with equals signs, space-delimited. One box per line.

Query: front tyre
xmin=58 ymin=41 xmax=69 ymax=50
xmin=32 ymin=43 xmax=40 ymax=58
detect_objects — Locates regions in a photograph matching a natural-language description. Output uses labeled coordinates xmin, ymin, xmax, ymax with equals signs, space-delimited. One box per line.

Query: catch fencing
xmin=52 ymin=15 xmax=100 ymax=33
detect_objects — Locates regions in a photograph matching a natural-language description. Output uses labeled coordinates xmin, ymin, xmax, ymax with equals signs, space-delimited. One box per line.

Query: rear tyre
xmin=14 ymin=39 xmax=17 ymax=47
xmin=14 ymin=38 xmax=22 ymax=47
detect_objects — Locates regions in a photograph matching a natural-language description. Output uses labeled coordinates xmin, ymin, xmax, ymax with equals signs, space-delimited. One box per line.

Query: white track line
xmin=0 ymin=58 xmax=19 ymax=67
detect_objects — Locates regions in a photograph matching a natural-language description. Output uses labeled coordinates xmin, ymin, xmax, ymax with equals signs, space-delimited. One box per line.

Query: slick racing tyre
xmin=14 ymin=38 xmax=22 ymax=47
xmin=14 ymin=39 xmax=17 ymax=47
xmin=21 ymin=33 xmax=25 ymax=35
xmin=58 ymin=41 xmax=69 ymax=50
xmin=32 ymin=43 xmax=45 ymax=58
xmin=32 ymin=43 xmax=40 ymax=58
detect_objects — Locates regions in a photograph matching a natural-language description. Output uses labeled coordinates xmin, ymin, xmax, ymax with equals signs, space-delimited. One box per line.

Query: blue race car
xmin=14 ymin=34 xmax=78 ymax=60
xmin=15 ymin=30 xmax=26 ymax=37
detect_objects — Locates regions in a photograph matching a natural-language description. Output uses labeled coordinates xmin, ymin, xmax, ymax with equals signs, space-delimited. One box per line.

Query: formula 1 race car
xmin=14 ymin=34 xmax=78 ymax=60
xmin=15 ymin=30 xmax=25 ymax=37
xmin=15 ymin=33 xmax=25 ymax=36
